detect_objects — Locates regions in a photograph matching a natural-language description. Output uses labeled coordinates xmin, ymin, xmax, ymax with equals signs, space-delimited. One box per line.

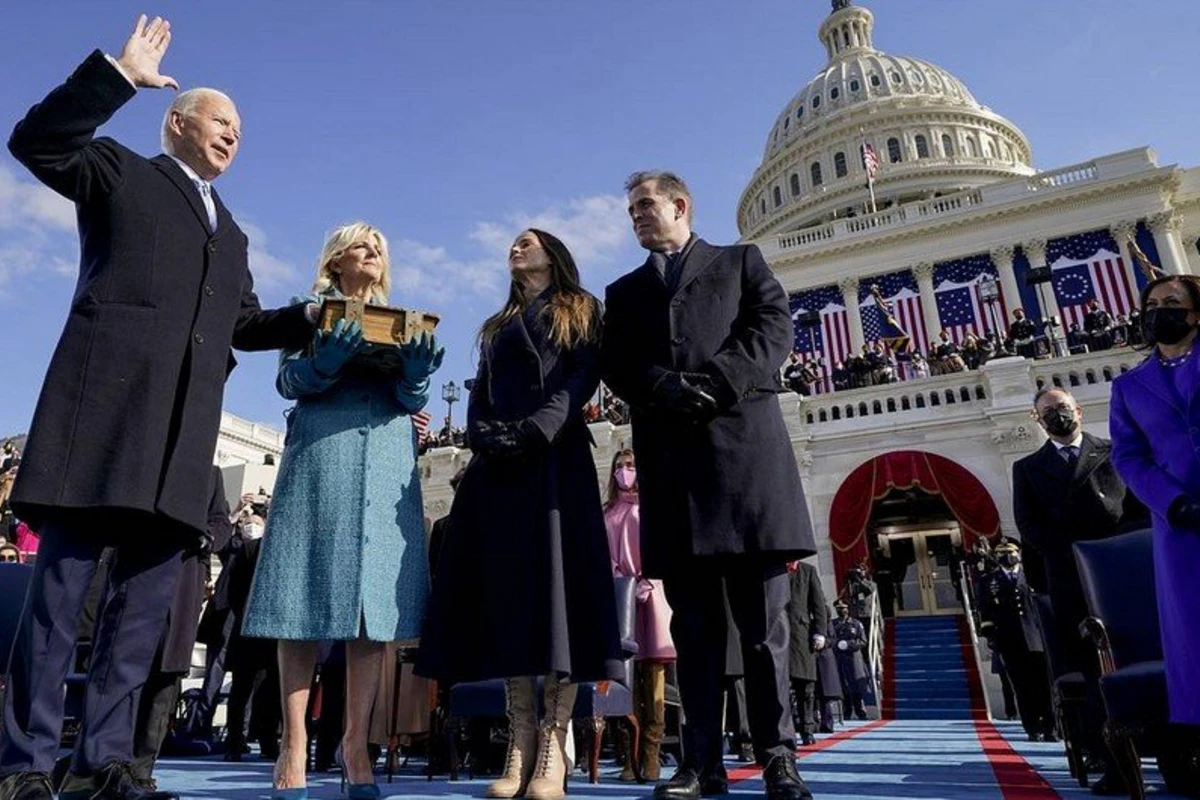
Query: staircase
xmin=882 ymin=616 xmax=986 ymax=720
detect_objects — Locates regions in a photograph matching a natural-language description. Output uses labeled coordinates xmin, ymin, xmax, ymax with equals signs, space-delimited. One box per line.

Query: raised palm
xmin=116 ymin=14 xmax=179 ymax=90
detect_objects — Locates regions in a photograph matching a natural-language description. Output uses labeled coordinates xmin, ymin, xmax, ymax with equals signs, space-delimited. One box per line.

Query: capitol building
xmin=220 ymin=0 xmax=1200 ymax=612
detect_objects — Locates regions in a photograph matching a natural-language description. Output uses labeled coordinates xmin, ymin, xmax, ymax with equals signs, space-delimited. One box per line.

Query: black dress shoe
xmin=799 ymin=732 xmax=816 ymax=747
xmin=762 ymin=755 xmax=813 ymax=800
xmin=61 ymin=762 xmax=179 ymax=800
xmin=653 ymin=766 xmax=729 ymax=799
xmin=1090 ymin=771 xmax=1129 ymax=796
xmin=736 ymin=742 xmax=755 ymax=763
xmin=0 ymin=772 xmax=53 ymax=800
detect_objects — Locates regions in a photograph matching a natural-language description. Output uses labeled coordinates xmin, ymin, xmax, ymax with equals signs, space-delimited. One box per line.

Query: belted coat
xmin=601 ymin=237 xmax=815 ymax=578
xmin=6 ymin=51 xmax=312 ymax=535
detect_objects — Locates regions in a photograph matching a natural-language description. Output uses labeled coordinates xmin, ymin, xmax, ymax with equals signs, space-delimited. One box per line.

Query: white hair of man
xmin=160 ymin=87 xmax=236 ymax=154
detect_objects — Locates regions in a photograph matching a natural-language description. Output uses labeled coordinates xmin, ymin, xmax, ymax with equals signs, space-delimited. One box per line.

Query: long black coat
xmin=160 ymin=467 xmax=233 ymax=673
xmin=601 ymin=238 xmax=815 ymax=577
xmin=416 ymin=291 xmax=623 ymax=684
xmin=7 ymin=52 xmax=312 ymax=535
xmin=787 ymin=562 xmax=828 ymax=681
xmin=1012 ymin=432 xmax=1146 ymax=667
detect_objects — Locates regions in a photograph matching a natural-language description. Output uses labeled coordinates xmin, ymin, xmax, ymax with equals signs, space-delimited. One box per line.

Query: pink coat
xmin=13 ymin=521 xmax=39 ymax=556
xmin=605 ymin=492 xmax=675 ymax=661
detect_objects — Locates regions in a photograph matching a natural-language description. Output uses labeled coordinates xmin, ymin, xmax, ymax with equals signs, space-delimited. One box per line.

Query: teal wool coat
xmin=244 ymin=295 xmax=429 ymax=642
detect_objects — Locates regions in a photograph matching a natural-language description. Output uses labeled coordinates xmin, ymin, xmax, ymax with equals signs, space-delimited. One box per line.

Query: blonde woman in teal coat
xmin=243 ymin=222 xmax=443 ymax=800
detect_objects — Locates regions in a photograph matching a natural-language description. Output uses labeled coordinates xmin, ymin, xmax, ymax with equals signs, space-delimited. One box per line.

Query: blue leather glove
xmin=397 ymin=332 xmax=445 ymax=382
xmin=312 ymin=318 xmax=365 ymax=377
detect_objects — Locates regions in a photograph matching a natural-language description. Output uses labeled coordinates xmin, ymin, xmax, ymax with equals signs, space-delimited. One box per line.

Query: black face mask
xmin=1042 ymin=408 xmax=1078 ymax=438
xmin=1144 ymin=307 xmax=1195 ymax=346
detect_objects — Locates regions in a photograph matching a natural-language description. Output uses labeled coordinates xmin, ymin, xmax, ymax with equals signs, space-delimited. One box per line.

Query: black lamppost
xmin=977 ymin=274 xmax=1002 ymax=340
xmin=442 ymin=380 xmax=460 ymax=428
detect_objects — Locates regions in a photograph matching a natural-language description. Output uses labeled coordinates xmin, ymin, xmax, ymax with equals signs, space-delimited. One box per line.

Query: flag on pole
xmin=861 ymin=141 xmax=880 ymax=181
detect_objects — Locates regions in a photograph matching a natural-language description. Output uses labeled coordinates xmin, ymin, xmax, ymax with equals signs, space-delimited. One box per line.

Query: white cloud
xmin=0 ymin=162 xmax=78 ymax=295
xmin=470 ymin=194 xmax=631 ymax=265
xmin=239 ymin=220 xmax=300 ymax=291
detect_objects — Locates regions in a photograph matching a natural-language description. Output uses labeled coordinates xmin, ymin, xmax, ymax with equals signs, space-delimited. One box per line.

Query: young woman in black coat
xmin=417 ymin=229 xmax=623 ymax=800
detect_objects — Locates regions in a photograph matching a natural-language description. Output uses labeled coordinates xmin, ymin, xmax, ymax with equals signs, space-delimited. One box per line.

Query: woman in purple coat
xmin=1109 ymin=273 xmax=1200 ymax=725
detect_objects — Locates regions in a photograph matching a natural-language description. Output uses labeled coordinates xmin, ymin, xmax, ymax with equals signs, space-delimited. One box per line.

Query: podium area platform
xmin=145 ymin=719 xmax=1188 ymax=799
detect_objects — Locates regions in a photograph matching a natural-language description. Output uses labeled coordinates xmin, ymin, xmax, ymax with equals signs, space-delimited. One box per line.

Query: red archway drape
xmin=828 ymin=450 xmax=1000 ymax=593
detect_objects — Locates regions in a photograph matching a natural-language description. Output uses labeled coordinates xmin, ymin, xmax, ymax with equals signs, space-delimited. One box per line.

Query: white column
xmin=912 ymin=262 xmax=941 ymax=345
xmin=1110 ymin=220 xmax=1148 ymax=288
xmin=990 ymin=245 xmax=1022 ymax=326
xmin=839 ymin=277 xmax=866 ymax=354
xmin=1149 ymin=212 xmax=1188 ymax=276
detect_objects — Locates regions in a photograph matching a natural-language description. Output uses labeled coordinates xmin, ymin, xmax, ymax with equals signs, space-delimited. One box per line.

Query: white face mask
xmin=243 ymin=523 xmax=264 ymax=541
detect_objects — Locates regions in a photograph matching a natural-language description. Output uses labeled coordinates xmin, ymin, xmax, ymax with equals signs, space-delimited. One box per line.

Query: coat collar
xmin=151 ymin=154 xmax=229 ymax=240
xmin=635 ymin=235 xmax=719 ymax=297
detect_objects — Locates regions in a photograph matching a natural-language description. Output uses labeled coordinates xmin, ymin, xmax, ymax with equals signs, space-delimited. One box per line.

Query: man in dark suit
xmin=1012 ymin=386 xmax=1146 ymax=793
xmin=602 ymin=170 xmax=816 ymax=800
xmin=0 ymin=17 xmax=314 ymax=800
xmin=786 ymin=561 xmax=827 ymax=746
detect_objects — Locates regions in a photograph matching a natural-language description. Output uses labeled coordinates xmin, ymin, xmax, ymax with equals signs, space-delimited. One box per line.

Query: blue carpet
xmin=146 ymin=720 xmax=1188 ymax=799
xmin=888 ymin=617 xmax=978 ymax=720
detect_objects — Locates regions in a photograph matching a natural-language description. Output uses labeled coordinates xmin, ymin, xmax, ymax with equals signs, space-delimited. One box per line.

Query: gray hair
xmin=624 ymin=170 xmax=694 ymax=223
xmin=161 ymin=87 xmax=236 ymax=154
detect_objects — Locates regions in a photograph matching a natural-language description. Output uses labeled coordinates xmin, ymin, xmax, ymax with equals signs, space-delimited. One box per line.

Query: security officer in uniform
xmin=977 ymin=540 xmax=1054 ymax=741
xmin=830 ymin=601 xmax=868 ymax=721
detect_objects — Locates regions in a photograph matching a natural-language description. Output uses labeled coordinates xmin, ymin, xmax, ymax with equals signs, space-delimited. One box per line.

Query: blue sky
xmin=3 ymin=1 xmax=1200 ymax=436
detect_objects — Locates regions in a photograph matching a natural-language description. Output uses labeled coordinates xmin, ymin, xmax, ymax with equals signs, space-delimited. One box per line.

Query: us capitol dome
xmin=738 ymin=0 xmax=1035 ymax=240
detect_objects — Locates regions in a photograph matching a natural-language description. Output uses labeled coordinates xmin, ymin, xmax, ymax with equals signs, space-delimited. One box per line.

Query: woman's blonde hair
xmin=478 ymin=228 xmax=598 ymax=351
xmin=312 ymin=222 xmax=391 ymax=304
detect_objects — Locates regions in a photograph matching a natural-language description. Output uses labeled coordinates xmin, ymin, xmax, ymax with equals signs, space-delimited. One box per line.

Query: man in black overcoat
xmin=786 ymin=561 xmax=827 ymax=746
xmin=1012 ymin=387 xmax=1146 ymax=791
xmin=602 ymin=170 xmax=816 ymax=800
xmin=0 ymin=17 xmax=314 ymax=800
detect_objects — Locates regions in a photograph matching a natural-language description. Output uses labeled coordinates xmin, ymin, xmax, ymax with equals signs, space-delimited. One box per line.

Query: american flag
xmin=789 ymin=285 xmax=851 ymax=388
xmin=1047 ymin=230 xmax=1136 ymax=330
xmin=413 ymin=409 xmax=433 ymax=442
xmin=859 ymin=270 xmax=929 ymax=365
xmin=861 ymin=141 xmax=880 ymax=182
xmin=933 ymin=254 xmax=1010 ymax=345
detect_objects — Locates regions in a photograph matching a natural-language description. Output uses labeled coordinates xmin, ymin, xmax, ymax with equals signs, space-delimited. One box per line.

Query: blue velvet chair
xmin=1074 ymin=529 xmax=1182 ymax=800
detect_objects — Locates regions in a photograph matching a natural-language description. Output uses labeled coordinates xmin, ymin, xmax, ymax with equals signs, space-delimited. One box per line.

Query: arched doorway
xmin=828 ymin=451 xmax=1001 ymax=614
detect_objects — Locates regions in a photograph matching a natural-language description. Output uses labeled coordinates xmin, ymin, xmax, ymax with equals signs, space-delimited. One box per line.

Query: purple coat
xmin=1110 ymin=353 xmax=1200 ymax=725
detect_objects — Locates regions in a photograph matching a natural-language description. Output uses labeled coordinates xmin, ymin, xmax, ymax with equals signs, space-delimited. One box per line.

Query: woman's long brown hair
xmin=478 ymin=228 xmax=599 ymax=351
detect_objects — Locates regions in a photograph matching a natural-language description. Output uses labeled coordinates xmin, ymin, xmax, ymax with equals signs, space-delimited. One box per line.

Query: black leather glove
xmin=652 ymin=372 xmax=718 ymax=423
xmin=471 ymin=419 xmax=545 ymax=459
xmin=1168 ymin=495 xmax=1200 ymax=530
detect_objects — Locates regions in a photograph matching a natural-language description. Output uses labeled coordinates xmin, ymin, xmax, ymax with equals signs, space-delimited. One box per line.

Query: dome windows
xmin=850 ymin=78 xmax=861 ymax=93
xmin=915 ymin=135 xmax=930 ymax=159
xmin=942 ymin=133 xmax=955 ymax=157
xmin=887 ymin=137 xmax=903 ymax=163
xmin=812 ymin=95 xmax=822 ymax=109
xmin=759 ymin=196 xmax=766 ymax=216
xmin=870 ymin=74 xmax=882 ymax=88
xmin=796 ymin=106 xmax=804 ymax=120
xmin=965 ymin=137 xmax=978 ymax=158
xmin=834 ymin=151 xmax=848 ymax=178
xmin=811 ymin=162 xmax=824 ymax=187
xmin=910 ymin=71 xmax=924 ymax=85
xmin=830 ymin=86 xmax=840 ymax=100
xmin=773 ymin=186 xmax=783 ymax=208
xmin=790 ymin=173 xmax=801 ymax=197
xmin=890 ymin=70 xmax=902 ymax=84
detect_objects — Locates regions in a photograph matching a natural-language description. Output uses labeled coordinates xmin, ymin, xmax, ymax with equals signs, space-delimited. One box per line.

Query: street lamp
xmin=977 ymin=274 xmax=1001 ymax=341
xmin=441 ymin=380 xmax=460 ymax=429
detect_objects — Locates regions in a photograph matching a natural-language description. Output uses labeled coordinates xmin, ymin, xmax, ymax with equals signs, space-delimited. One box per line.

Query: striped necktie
xmin=193 ymin=179 xmax=218 ymax=231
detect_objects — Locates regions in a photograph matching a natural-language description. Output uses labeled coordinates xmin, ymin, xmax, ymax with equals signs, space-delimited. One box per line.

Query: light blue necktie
xmin=193 ymin=179 xmax=218 ymax=232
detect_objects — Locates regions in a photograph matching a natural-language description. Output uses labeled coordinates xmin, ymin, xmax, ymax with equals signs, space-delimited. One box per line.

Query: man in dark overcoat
xmin=785 ymin=560 xmax=827 ymax=745
xmin=0 ymin=17 xmax=314 ymax=800
xmin=1012 ymin=387 xmax=1146 ymax=789
xmin=602 ymin=170 xmax=815 ymax=800
xmin=830 ymin=602 xmax=868 ymax=721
